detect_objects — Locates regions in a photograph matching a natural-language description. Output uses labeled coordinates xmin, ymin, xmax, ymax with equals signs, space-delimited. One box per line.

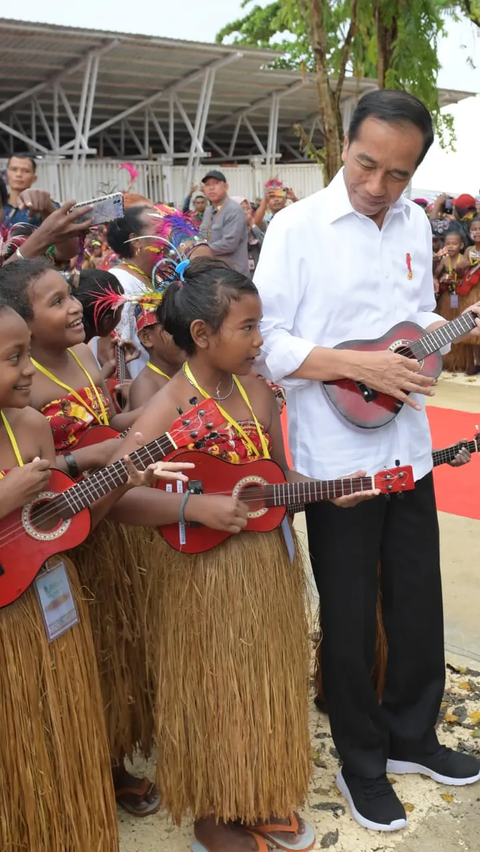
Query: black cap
xmin=202 ymin=169 xmax=226 ymax=183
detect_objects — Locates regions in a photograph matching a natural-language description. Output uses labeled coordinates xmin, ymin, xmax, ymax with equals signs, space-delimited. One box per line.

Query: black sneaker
xmin=336 ymin=768 xmax=408 ymax=832
xmin=387 ymin=746 xmax=480 ymax=786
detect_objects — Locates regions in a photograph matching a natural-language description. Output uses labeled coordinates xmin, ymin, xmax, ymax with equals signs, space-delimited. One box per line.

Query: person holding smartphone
xmin=253 ymin=179 xmax=298 ymax=230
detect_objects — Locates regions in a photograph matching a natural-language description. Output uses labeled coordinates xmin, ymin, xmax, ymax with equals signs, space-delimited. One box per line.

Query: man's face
xmin=7 ymin=157 xmax=36 ymax=193
xmin=203 ymin=178 xmax=227 ymax=206
xmin=342 ymin=117 xmax=424 ymax=222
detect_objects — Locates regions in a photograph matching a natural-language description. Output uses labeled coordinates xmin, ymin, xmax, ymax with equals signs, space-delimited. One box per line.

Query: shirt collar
xmin=324 ymin=168 xmax=411 ymax=224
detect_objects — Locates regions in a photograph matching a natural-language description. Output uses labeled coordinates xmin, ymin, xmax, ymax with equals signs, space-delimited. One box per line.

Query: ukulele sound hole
xmin=22 ymin=492 xmax=71 ymax=542
xmin=388 ymin=339 xmax=424 ymax=368
xmin=232 ymin=476 xmax=268 ymax=519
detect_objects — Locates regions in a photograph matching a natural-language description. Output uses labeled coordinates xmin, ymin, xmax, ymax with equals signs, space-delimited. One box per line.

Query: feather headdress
xmin=90 ymin=206 xmax=205 ymax=327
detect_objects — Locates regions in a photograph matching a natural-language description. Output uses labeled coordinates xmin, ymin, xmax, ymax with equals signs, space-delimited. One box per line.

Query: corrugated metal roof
xmin=0 ymin=17 xmax=473 ymax=160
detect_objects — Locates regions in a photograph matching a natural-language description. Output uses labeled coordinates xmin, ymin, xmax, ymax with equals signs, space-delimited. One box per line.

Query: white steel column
xmin=73 ymin=56 xmax=93 ymax=164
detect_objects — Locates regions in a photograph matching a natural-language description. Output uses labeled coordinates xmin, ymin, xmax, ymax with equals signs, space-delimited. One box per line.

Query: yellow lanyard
xmin=147 ymin=362 xmax=171 ymax=380
xmin=32 ymin=349 xmax=109 ymax=426
xmin=183 ymin=362 xmax=270 ymax=459
xmin=0 ymin=411 xmax=24 ymax=476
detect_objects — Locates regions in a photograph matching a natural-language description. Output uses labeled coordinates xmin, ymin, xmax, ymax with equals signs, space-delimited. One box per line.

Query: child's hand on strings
xmin=123 ymin=431 xmax=195 ymax=488
xmin=1 ymin=458 xmax=51 ymax=511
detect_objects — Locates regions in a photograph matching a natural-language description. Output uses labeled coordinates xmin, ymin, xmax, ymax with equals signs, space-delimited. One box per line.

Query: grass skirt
xmin=0 ymin=555 xmax=118 ymax=852
xmin=437 ymin=284 xmax=480 ymax=373
xmin=154 ymin=525 xmax=311 ymax=824
xmin=73 ymin=520 xmax=158 ymax=763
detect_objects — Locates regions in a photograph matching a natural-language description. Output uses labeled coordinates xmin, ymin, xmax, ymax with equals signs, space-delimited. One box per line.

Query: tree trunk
xmin=309 ymin=0 xmax=343 ymax=184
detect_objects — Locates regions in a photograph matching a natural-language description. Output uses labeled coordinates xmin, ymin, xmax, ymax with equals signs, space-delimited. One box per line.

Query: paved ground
xmin=120 ymin=375 xmax=480 ymax=852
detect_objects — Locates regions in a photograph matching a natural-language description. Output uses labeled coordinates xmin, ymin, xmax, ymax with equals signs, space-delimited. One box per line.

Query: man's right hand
xmin=186 ymin=495 xmax=248 ymax=533
xmin=354 ymin=350 xmax=435 ymax=410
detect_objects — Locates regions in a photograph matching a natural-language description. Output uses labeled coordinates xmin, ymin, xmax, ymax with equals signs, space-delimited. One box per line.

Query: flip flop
xmin=115 ymin=777 xmax=161 ymax=817
xmin=252 ymin=813 xmax=316 ymax=851
xmin=192 ymin=830 xmax=269 ymax=852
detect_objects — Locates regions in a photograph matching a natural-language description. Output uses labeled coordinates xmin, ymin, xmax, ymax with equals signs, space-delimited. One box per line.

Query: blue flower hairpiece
xmin=175 ymin=258 xmax=190 ymax=282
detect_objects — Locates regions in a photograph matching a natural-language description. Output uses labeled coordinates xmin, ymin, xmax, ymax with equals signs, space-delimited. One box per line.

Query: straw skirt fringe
xmin=437 ymin=284 xmax=480 ymax=373
xmin=74 ymin=520 xmax=158 ymax=763
xmin=154 ymin=525 xmax=311 ymax=824
xmin=0 ymin=555 xmax=118 ymax=852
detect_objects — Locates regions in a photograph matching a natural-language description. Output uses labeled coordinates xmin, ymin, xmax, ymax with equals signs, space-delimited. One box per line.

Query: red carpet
xmin=428 ymin=406 xmax=480 ymax=520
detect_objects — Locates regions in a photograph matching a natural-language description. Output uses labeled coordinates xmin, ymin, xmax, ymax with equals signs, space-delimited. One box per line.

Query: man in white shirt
xmin=254 ymin=90 xmax=480 ymax=833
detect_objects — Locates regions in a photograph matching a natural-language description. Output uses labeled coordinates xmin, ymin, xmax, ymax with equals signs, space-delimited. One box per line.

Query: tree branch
xmin=333 ymin=0 xmax=358 ymax=111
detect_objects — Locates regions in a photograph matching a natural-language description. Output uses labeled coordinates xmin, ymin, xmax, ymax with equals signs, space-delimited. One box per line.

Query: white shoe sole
xmin=387 ymin=759 xmax=480 ymax=786
xmin=336 ymin=770 xmax=408 ymax=832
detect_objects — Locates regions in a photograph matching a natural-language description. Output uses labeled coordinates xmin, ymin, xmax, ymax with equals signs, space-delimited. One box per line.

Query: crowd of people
xmin=410 ymin=192 xmax=480 ymax=374
xmin=0 ymin=88 xmax=480 ymax=852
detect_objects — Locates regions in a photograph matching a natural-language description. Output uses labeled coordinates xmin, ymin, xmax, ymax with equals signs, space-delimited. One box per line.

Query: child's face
xmin=470 ymin=222 xmax=480 ymax=245
xmin=200 ymin=292 xmax=264 ymax=376
xmin=29 ymin=270 xmax=85 ymax=349
xmin=140 ymin=323 xmax=184 ymax=370
xmin=444 ymin=234 xmax=462 ymax=256
xmin=0 ymin=309 xmax=34 ymax=408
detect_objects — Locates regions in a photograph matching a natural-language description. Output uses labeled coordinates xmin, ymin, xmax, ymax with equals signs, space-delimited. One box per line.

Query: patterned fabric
xmin=187 ymin=421 xmax=270 ymax=464
xmin=40 ymin=386 xmax=111 ymax=452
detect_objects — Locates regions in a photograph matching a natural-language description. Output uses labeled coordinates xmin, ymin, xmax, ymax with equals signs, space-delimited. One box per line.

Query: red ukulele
xmin=157 ymin=453 xmax=414 ymax=554
xmin=323 ymin=310 xmax=478 ymax=428
xmin=0 ymin=399 xmax=223 ymax=609
xmin=107 ymin=341 xmax=130 ymax=414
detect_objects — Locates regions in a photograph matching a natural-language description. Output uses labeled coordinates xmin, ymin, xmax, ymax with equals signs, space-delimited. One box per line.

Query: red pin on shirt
xmin=406 ymin=253 xmax=413 ymax=279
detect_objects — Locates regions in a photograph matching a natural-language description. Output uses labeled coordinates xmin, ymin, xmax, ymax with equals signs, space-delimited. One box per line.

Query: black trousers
xmin=306 ymin=472 xmax=445 ymax=777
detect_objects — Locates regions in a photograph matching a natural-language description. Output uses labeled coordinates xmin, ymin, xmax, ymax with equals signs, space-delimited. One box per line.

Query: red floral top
xmin=40 ymin=386 xmax=111 ymax=453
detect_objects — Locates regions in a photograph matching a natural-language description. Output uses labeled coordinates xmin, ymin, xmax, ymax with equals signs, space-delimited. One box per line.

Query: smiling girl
xmin=0 ymin=300 xmax=168 ymax=851
xmin=112 ymin=257 xmax=376 ymax=852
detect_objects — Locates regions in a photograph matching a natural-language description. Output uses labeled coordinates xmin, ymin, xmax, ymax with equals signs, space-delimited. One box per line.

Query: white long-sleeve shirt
xmin=254 ymin=168 xmax=439 ymax=482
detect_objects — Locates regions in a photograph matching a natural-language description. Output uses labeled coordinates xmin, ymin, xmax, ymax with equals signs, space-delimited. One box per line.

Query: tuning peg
xmin=194 ymin=440 xmax=206 ymax=449
xmin=182 ymin=419 xmax=190 ymax=426
xmin=208 ymin=431 xmax=219 ymax=439
xmin=206 ymin=422 xmax=213 ymax=429
xmin=198 ymin=408 xmax=205 ymax=416
xmin=176 ymin=406 xmax=183 ymax=416
xmin=395 ymin=459 xmax=400 ymax=467
xmin=189 ymin=396 xmax=198 ymax=405
xmin=397 ymin=491 xmax=405 ymax=500
xmin=190 ymin=430 xmax=199 ymax=439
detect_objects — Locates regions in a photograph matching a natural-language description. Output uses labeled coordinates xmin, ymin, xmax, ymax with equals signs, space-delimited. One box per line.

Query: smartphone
xmin=273 ymin=188 xmax=286 ymax=197
xmin=71 ymin=192 xmax=124 ymax=226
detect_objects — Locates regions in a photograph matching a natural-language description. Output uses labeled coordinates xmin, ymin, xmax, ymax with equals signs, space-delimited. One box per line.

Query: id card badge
xmin=281 ymin=516 xmax=296 ymax=563
xmin=166 ymin=480 xmax=186 ymax=547
xmin=450 ymin=294 xmax=459 ymax=309
xmin=35 ymin=556 xmax=79 ymax=642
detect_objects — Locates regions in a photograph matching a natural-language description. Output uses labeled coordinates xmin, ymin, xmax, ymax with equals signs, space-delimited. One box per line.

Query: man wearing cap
xmin=199 ymin=170 xmax=249 ymax=276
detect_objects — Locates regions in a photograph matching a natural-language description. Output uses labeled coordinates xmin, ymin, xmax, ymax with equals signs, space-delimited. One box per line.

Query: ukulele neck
xmin=53 ymin=432 xmax=177 ymax=517
xmin=263 ymin=476 xmax=375 ymax=507
xmin=410 ymin=311 xmax=477 ymax=361
xmin=116 ymin=345 xmax=129 ymax=383
xmin=433 ymin=438 xmax=478 ymax=467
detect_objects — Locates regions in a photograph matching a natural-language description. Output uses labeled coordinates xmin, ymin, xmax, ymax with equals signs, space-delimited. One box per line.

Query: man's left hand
xmin=17 ymin=189 xmax=56 ymax=219
xmin=462 ymin=302 xmax=480 ymax=338
xmin=285 ymin=188 xmax=297 ymax=202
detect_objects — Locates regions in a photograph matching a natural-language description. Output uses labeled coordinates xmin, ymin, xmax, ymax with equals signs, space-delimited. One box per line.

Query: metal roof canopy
xmin=0 ymin=16 xmax=473 ymax=187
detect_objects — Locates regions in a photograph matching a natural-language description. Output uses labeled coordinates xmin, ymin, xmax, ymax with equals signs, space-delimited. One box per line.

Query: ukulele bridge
xmin=22 ymin=492 xmax=72 ymax=542
xmin=232 ymin=475 xmax=268 ymax=519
